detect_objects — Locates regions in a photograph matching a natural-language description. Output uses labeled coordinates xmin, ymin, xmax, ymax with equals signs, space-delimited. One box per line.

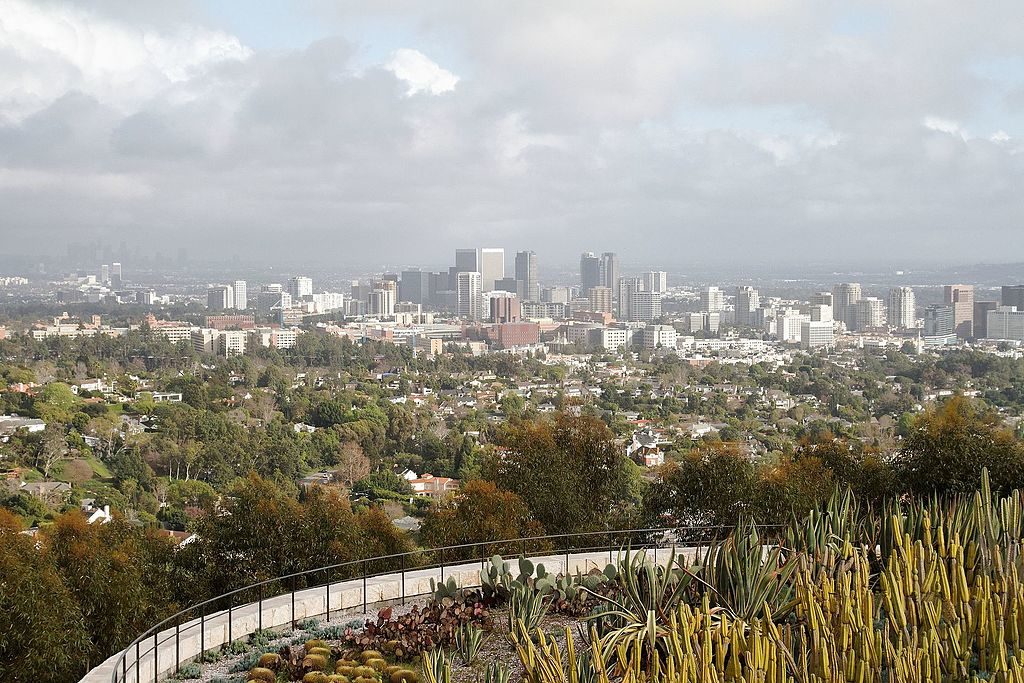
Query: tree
xmin=36 ymin=426 xmax=67 ymax=479
xmin=34 ymin=382 xmax=79 ymax=424
xmin=0 ymin=510 xmax=91 ymax=683
xmin=643 ymin=443 xmax=757 ymax=527
xmin=485 ymin=412 xmax=640 ymax=535
xmin=420 ymin=479 xmax=545 ymax=558
xmin=334 ymin=440 xmax=371 ymax=486
xmin=895 ymin=396 xmax=1024 ymax=495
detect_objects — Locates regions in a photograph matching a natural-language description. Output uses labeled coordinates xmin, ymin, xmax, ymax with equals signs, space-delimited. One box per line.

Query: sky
xmin=1 ymin=0 xmax=1023 ymax=270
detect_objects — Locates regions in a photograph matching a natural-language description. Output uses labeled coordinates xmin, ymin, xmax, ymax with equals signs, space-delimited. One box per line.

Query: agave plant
xmin=453 ymin=622 xmax=485 ymax=665
xmin=420 ymin=649 xmax=452 ymax=683
xmin=506 ymin=581 xmax=549 ymax=636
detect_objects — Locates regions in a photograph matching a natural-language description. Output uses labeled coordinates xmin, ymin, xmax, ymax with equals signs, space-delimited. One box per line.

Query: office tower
xmin=287 ymin=276 xmax=313 ymax=299
xmin=777 ymin=311 xmax=811 ymax=343
xmin=986 ymin=307 xmax=1024 ymax=340
xmin=810 ymin=291 xmax=833 ymax=307
xmin=701 ymin=286 xmax=725 ymax=312
xmin=207 ymin=285 xmax=233 ymax=310
xmin=100 ymin=264 xmax=110 ymax=284
xmin=832 ymin=283 xmax=862 ymax=330
xmin=494 ymin=277 xmax=518 ymax=293
xmin=801 ymin=320 xmax=835 ymax=349
xmin=1001 ymin=286 xmax=1024 ymax=310
xmin=371 ymin=285 xmax=396 ymax=317
xmin=542 ymin=286 xmax=571 ymax=304
xmin=642 ymin=271 xmax=668 ymax=294
xmin=514 ymin=251 xmax=539 ymax=301
xmin=944 ymin=284 xmax=974 ymax=338
xmin=580 ymin=252 xmax=601 ymax=295
xmin=589 ymin=286 xmax=613 ymax=314
xmin=887 ymin=287 xmax=915 ymax=329
xmin=232 ymin=280 xmax=248 ymax=310
xmin=854 ymin=297 xmax=886 ymax=330
xmin=809 ymin=304 xmax=833 ymax=322
xmin=479 ymin=248 xmax=505 ymax=291
xmin=490 ymin=295 xmax=521 ymax=323
xmin=616 ymin=277 xmax=643 ymax=320
xmin=399 ymin=269 xmax=431 ymax=305
xmin=735 ymin=286 xmax=760 ymax=326
xmin=455 ymin=248 xmax=479 ymax=274
xmin=924 ymin=304 xmax=955 ymax=338
xmin=974 ymin=301 xmax=998 ymax=339
xmin=457 ymin=271 xmax=482 ymax=321
xmin=629 ymin=291 xmax=662 ymax=322
xmin=600 ymin=252 xmax=619 ymax=290
xmin=111 ymin=262 xmax=122 ymax=287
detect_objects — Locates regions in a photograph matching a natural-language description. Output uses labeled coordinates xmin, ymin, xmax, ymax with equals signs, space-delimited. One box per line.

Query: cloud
xmin=0 ymin=0 xmax=1023 ymax=269
xmin=385 ymin=48 xmax=458 ymax=96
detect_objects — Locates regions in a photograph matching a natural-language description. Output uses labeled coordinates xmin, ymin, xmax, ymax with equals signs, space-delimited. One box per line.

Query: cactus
xmin=453 ymin=622 xmax=486 ymax=665
xmin=247 ymin=668 xmax=275 ymax=683
xmin=429 ymin=576 xmax=460 ymax=602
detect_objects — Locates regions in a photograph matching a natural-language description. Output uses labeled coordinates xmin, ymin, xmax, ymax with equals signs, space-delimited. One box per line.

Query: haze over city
xmin=2 ymin=0 xmax=1023 ymax=267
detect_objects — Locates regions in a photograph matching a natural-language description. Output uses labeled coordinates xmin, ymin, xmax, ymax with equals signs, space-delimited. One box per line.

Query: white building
xmin=854 ymin=297 xmax=886 ymax=331
xmin=987 ymin=307 xmax=1024 ymax=341
xmin=701 ymin=286 xmax=725 ymax=312
xmin=457 ymin=271 xmax=482 ymax=321
xmin=207 ymin=285 xmax=234 ymax=310
xmin=735 ymin=286 xmax=759 ymax=326
xmin=628 ymin=291 xmax=662 ymax=322
xmin=642 ymin=325 xmax=677 ymax=350
xmin=888 ymin=287 xmax=916 ymax=329
xmin=777 ymin=311 xmax=811 ymax=343
xmin=233 ymin=280 xmax=248 ymax=310
xmin=801 ymin=320 xmax=835 ymax=349
xmin=479 ymin=248 xmax=505 ymax=292
xmin=287 ymin=276 xmax=313 ymax=299
xmin=642 ymin=271 xmax=668 ymax=294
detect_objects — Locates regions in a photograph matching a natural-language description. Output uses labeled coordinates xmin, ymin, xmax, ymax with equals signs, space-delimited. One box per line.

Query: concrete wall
xmin=80 ymin=545 xmax=692 ymax=683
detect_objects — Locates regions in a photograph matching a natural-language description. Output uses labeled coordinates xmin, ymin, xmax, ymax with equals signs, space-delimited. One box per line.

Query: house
xmin=87 ymin=505 xmax=112 ymax=525
xmin=0 ymin=415 xmax=46 ymax=437
xmin=409 ymin=473 xmax=460 ymax=499
xmin=298 ymin=471 xmax=337 ymax=489
xmin=293 ymin=423 xmax=317 ymax=434
xmin=626 ymin=428 xmax=667 ymax=467
xmin=159 ymin=530 xmax=198 ymax=547
xmin=6 ymin=480 xmax=71 ymax=501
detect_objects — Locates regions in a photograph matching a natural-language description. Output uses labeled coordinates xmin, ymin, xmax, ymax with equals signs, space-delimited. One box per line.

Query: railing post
xmin=401 ymin=555 xmax=406 ymax=605
xmin=362 ymin=560 xmax=367 ymax=614
xmin=135 ymin=641 xmax=140 ymax=683
xmin=153 ymin=632 xmax=158 ymax=683
xmin=291 ymin=576 xmax=296 ymax=629
xmin=258 ymin=585 xmax=263 ymax=633
xmin=228 ymin=597 xmax=233 ymax=645
xmin=122 ymin=649 xmax=126 ymax=683
xmin=175 ymin=623 xmax=180 ymax=674
xmin=200 ymin=609 xmax=205 ymax=664
xmin=326 ymin=567 xmax=331 ymax=621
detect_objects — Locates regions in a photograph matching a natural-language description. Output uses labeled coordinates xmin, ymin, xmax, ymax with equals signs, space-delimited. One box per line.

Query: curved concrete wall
xmin=79 ymin=545 xmax=690 ymax=683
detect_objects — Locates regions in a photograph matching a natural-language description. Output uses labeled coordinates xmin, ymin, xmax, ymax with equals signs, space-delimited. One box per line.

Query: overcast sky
xmin=1 ymin=0 xmax=1022 ymax=269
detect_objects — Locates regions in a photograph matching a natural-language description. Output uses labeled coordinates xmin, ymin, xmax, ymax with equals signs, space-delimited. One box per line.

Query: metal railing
xmin=108 ymin=524 xmax=779 ymax=683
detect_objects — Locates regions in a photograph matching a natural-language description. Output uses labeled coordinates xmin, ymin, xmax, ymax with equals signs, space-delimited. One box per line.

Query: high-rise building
xmin=479 ymin=248 xmax=505 ymax=291
xmin=207 ymin=285 xmax=234 ymax=310
xmin=371 ymin=286 xmax=396 ymax=317
xmin=399 ymin=269 xmax=431 ymax=305
xmin=986 ymin=307 xmax=1024 ymax=340
xmin=588 ymin=286 xmax=613 ymax=314
xmin=490 ymin=295 xmax=521 ymax=323
xmin=810 ymin=292 xmax=833 ymax=307
xmin=1001 ymin=286 xmax=1024 ymax=310
xmin=514 ymin=251 xmax=539 ymax=301
xmin=701 ymin=286 xmax=725 ymax=312
xmin=924 ymin=304 xmax=955 ymax=338
xmin=887 ymin=287 xmax=915 ymax=329
xmin=735 ymin=286 xmax=760 ymax=327
xmin=111 ymin=262 xmax=123 ymax=288
xmin=853 ymin=297 xmax=886 ymax=331
xmin=943 ymin=284 xmax=974 ymax=338
xmin=832 ymin=283 xmax=862 ymax=330
xmin=455 ymin=249 xmax=479 ymax=274
xmin=580 ymin=252 xmax=602 ymax=295
xmin=629 ymin=291 xmax=662 ymax=322
xmin=616 ymin=277 xmax=643 ymax=320
xmin=287 ymin=276 xmax=313 ymax=299
xmin=600 ymin=252 xmax=619 ymax=290
xmin=809 ymin=304 xmax=833 ymax=322
xmin=642 ymin=271 xmax=668 ymax=294
xmin=233 ymin=280 xmax=248 ymax=310
xmin=801 ymin=320 xmax=834 ymax=349
xmin=494 ymin=277 xmax=518 ymax=293
xmin=100 ymin=264 xmax=110 ymax=285
xmin=974 ymin=301 xmax=998 ymax=339
xmin=457 ymin=271 xmax=482 ymax=321
xmin=542 ymin=286 xmax=572 ymax=304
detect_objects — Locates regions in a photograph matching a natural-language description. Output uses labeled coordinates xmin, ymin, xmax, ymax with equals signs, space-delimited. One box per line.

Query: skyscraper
xmin=887 ymin=287 xmax=915 ymax=329
xmin=399 ymin=269 xmax=431 ymax=305
xmin=100 ymin=264 xmax=110 ymax=285
xmin=207 ymin=285 xmax=233 ymax=310
xmin=111 ymin=262 xmax=122 ymax=288
xmin=616 ymin=277 xmax=643 ymax=320
xmin=371 ymin=281 xmax=396 ymax=316
xmin=924 ymin=304 xmax=955 ymax=339
xmin=600 ymin=252 xmax=619 ymax=290
xmin=479 ymin=248 xmax=505 ymax=291
xmin=701 ymin=286 xmax=725 ymax=312
xmin=853 ymin=297 xmax=886 ymax=331
xmin=643 ymin=271 xmax=668 ymax=294
xmin=455 ymin=249 xmax=479 ymax=274
xmin=589 ymin=286 xmax=613 ymax=314
xmin=943 ymin=284 xmax=974 ymax=338
xmin=457 ymin=271 xmax=482 ymax=321
xmin=832 ymin=283 xmax=862 ymax=330
xmin=580 ymin=252 xmax=601 ymax=295
xmin=1001 ymin=285 xmax=1024 ymax=310
xmin=514 ymin=250 xmax=539 ymax=302
xmin=233 ymin=280 xmax=248 ymax=310
xmin=735 ymin=286 xmax=760 ymax=326
xmin=974 ymin=301 xmax=998 ymax=339
xmin=629 ymin=291 xmax=662 ymax=322
xmin=287 ymin=276 xmax=313 ymax=299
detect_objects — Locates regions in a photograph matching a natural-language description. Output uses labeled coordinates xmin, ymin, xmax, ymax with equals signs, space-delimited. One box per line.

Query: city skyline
xmin=2 ymin=1 xmax=1023 ymax=267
